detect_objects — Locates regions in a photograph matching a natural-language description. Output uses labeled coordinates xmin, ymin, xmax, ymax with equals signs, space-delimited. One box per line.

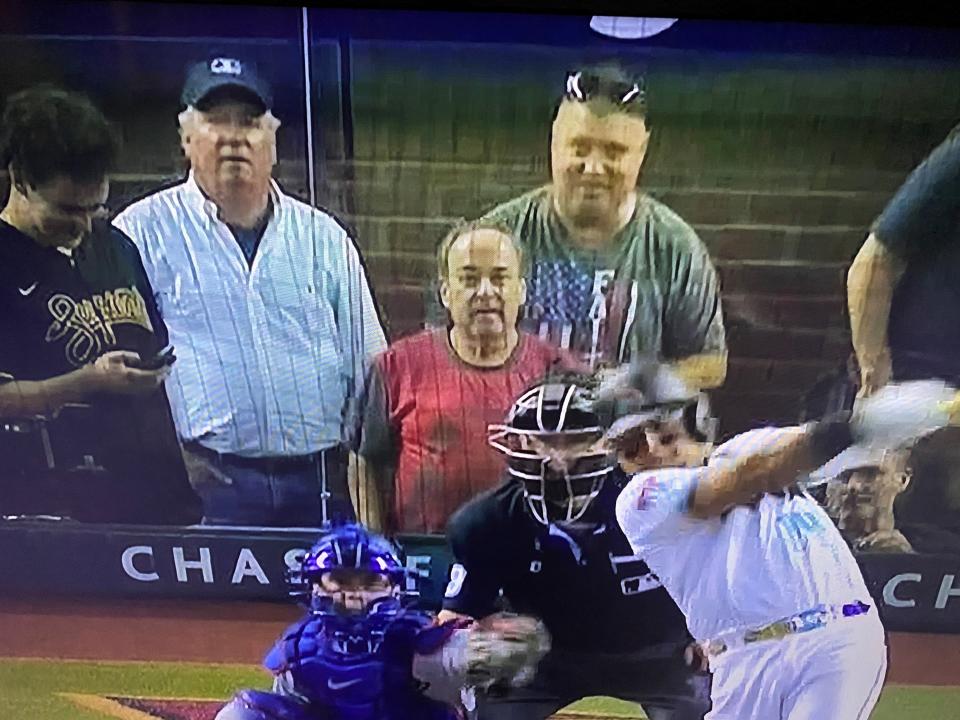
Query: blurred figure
xmin=0 ymin=86 xmax=200 ymax=524
xmin=358 ymin=220 xmax=576 ymax=533
xmin=482 ymin=63 xmax=726 ymax=389
xmin=820 ymin=447 xmax=914 ymax=553
xmin=114 ymin=56 xmax=386 ymax=527
xmin=848 ymin=128 xmax=960 ymax=532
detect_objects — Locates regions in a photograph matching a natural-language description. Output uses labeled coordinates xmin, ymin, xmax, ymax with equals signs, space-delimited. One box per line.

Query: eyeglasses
xmin=564 ymin=70 xmax=646 ymax=107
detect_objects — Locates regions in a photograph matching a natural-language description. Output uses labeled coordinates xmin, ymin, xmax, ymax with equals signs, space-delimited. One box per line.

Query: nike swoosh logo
xmin=328 ymin=678 xmax=362 ymax=691
xmin=18 ymin=282 xmax=38 ymax=296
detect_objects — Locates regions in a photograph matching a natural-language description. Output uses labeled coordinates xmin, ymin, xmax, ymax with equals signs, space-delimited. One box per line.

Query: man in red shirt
xmin=358 ymin=220 xmax=576 ymax=533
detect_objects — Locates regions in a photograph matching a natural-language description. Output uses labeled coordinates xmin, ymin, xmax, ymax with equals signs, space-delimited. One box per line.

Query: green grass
xmin=564 ymin=690 xmax=960 ymax=719
xmin=0 ymin=658 xmax=958 ymax=719
xmin=0 ymin=658 xmax=266 ymax=720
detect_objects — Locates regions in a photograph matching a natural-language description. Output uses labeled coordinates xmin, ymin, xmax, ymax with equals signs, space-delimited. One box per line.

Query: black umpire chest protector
xmin=497 ymin=477 xmax=691 ymax=654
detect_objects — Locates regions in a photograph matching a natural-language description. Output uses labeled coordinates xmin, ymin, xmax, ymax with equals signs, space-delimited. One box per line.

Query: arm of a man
xmin=412 ymin=613 xmax=550 ymax=703
xmin=687 ymin=421 xmax=853 ymax=519
xmin=848 ymin=234 xmax=906 ymax=396
xmin=354 ymin=360 xmax=399 ymax=532
xmin=439 ymin=503 xmax=506 ymax=623
xmin=0 ymin=355 xmax=167 ymax=419
xmin=333 ymin=232 xmax=388 ymax=447
xmin=660 ymin=232 xmax=728 ymax=390
xmin=0 ymin=368 xmax=93 ymax=418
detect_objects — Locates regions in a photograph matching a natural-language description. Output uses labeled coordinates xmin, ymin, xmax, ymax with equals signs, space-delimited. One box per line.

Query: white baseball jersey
xmin=615 ymin=426 xmax=873 ymax=643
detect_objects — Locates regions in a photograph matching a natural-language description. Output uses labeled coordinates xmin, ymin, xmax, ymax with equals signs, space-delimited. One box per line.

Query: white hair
xmin=177 ymin=105 xmax=281 ymax=134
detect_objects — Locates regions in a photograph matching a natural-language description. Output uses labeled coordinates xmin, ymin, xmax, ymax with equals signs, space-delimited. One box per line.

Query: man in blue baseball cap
xmin=180 ymin=56 xmax=273 ymax=114
xmin=114 ymin=57 xmax=387 ymax=527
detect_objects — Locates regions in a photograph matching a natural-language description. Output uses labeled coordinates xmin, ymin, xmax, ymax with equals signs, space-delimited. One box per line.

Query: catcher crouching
xmin=216 ymin=523 xmax=549 ymax=720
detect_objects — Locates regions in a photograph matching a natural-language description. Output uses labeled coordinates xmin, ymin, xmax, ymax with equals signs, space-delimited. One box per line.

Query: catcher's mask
xmin=289 ymin=524 xmax=413 ymax=620
xmin=489 ymin=382 xmax=615 ymax=525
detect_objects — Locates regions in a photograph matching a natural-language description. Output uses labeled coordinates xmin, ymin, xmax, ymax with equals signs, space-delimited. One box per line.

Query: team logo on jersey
xmin=776 ymin=510 xmax=829 ymax=553
xmin=635 ymin=475 xmax=663 ymax=510
xmin=45 ymin=286 xmax=154 ymax=366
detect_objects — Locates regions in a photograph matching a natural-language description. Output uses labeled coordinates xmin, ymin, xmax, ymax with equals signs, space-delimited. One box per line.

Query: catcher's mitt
xmin=463 ymin=612 xmax=551 ymax=689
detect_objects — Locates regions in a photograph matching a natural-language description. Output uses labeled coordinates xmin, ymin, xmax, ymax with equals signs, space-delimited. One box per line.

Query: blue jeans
xmin=184 ymin=443 xmax=354 ymax=527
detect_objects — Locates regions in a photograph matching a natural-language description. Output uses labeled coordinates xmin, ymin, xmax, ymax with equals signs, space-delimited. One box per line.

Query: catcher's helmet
xmin=596 ymin=361 xmax=716 ymax=443
xmin=289 ymin=523 xmax=411 ymax=619
xmin=489 ymin=381 xmax=615 ymax=525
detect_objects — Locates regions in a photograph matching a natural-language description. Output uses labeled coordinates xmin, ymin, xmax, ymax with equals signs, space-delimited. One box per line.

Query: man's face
xmin=19 ymin=175 xmax=109 ymax=250
xmin=826 ymin=458 xmax=911 ymax=536
xmin=527 ymin=432 xmax=608 ymax=477
xmin=315 ymin=569 xmax=394 ymax=614
xmin=181 ymin=96 xmax=277 ymax=197
xmin=524 ymin=432 xmax=612 ymax=518
xmin=550 ymin=101 xmax=649 ymax=229
xmin=440 ymin=229 xmax=526 ymax=342
xmin=641 ymin=416 xmax=709 ymax=469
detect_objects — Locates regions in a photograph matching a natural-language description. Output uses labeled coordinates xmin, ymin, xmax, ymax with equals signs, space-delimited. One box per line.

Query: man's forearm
xmin=690 ymin=421 xmax=850 ymax=518
xmin=670 ymin=351 xmax=727 ymax=390
xmin=348 ymin=453 xmax=392 ymax=532
xmin=0 ymin=369 xmax=91 ymax=418
xmin=848 ymin=234 xmax=905 ymax=381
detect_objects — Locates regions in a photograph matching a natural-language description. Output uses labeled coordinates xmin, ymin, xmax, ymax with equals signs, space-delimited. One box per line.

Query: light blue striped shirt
xmin=113 ymin=174 xmax=386 ymax=457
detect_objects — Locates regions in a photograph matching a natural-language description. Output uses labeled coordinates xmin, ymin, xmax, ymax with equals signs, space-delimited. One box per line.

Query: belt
xmin=701 ymin=601 xmax=872 ymax=658
xmin=183 ymin=441 xmax=330 ymax=472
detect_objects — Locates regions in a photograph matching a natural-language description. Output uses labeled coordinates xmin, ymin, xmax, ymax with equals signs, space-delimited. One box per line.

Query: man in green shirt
xmin=483 ymin=64 xmax=727 ymax=389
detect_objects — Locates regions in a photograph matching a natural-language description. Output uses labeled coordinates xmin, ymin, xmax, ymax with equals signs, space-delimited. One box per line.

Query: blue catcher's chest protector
xmin=265 ymin=609 xmax=463 ymax=720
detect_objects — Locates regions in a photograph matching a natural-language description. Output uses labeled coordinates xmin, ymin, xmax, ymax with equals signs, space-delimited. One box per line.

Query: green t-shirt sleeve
xmin=659 ymin=224 xmax=727 ymax=360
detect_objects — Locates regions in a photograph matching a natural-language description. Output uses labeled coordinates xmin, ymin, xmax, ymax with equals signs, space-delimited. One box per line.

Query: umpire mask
xmin=489 ymin=382 xmax=615 ymax=525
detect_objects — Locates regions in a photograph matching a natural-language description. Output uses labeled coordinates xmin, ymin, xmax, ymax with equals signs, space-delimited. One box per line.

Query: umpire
xmin=438 ymin=375 xmax=711 ymax=720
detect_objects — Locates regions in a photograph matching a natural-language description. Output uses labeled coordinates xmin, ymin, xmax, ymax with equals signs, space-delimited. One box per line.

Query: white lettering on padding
xmin=232 ymin=548 xmax=269 ymax=585
xmin=935 ymin=574 xmax=960 ymax=610
xmin=173 ymin=546 xmax=213 ymax=583
xmin=883 ymin=572 xmax=921 ymax=608
xmin=284 ymin=548 xmax=308 ymax=572
xmin=121 ymin=545 xmax=159 ymax=582
xmin=406 ymin=555 xmax=431 ymax=592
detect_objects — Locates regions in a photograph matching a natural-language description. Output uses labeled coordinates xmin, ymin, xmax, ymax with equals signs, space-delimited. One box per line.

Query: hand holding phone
xmin=133 ymin=345 xmax=176 ymax=371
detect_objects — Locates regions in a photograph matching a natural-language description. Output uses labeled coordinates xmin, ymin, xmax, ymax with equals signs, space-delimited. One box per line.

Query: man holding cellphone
xmin=0 ymin=86 xmax=201 ymax=525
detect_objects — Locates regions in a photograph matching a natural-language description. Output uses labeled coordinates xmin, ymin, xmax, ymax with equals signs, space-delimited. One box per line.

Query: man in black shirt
xmin=847 ymin=129 xmax=960 ymax=532
xmin=439 ymin=378 xmax=710 ymax=720
xmin=0 ymin=86 xmax=201 ymax=524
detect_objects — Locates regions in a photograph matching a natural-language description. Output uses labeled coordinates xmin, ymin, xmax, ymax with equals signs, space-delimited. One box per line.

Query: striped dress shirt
xmin=113 ymin=173 xmax=386 ymax=457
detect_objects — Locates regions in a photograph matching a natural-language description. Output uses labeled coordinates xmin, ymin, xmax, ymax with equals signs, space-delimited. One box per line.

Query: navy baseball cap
xmin=181 ymin=57 xmax=273 ymax=113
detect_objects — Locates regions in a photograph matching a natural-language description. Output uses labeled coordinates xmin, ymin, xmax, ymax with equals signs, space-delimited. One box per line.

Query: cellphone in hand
xmin=135 ymin=345 xmax=176 ymax=370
